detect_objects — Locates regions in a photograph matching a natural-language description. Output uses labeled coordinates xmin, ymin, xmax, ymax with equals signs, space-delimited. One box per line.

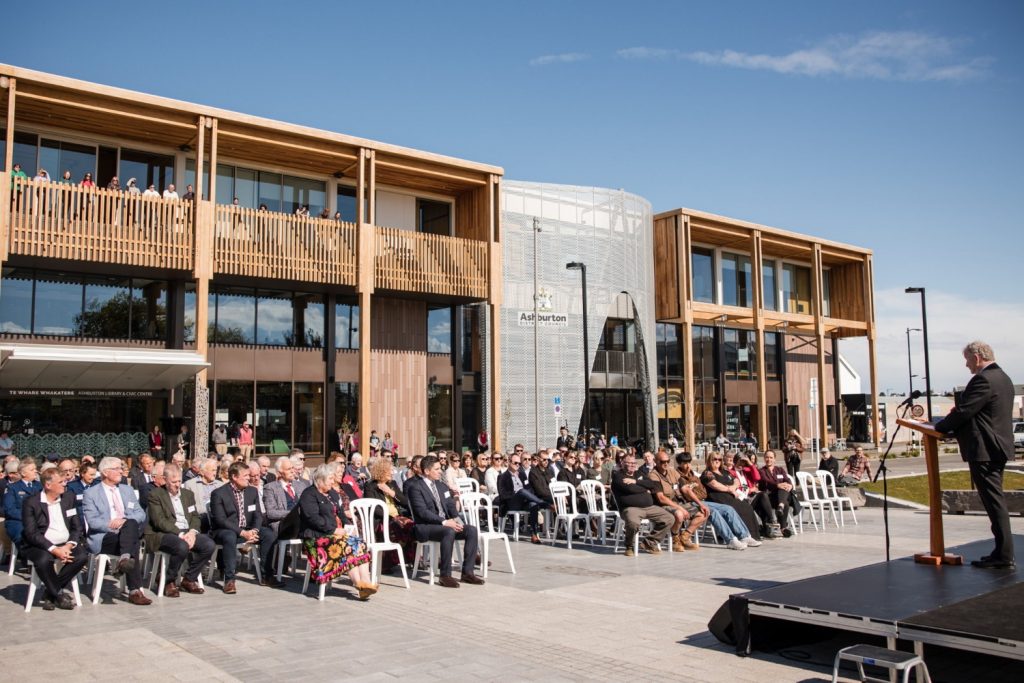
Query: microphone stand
xmin=873 ymin=402 xmax=911 ymax=563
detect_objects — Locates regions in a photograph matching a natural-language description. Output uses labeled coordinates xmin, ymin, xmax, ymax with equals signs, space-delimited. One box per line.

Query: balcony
xmin=375 ymin=226 xmax=488 ymax=299
xmin=7 ymin=177 xmax=194 ymax=271
xmin=213 ymin=205 xmax=357 ymax=286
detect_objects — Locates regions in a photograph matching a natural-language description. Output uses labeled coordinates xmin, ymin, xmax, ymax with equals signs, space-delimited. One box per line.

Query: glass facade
xmin=723 ymin=328 xmax=757 ymax=380
xmin=721 ymin=253 xmax=752 ymax=307
xmin=691 ymin=247 xmax=715 ymax=303
xmin=293 ymin=383 xmax=324 ymax=453
xmin=782 ymin=263 xmax=812 ymax=314
xmin=256 ymin=381 xmax=291 ymax=449
xmin=40 ymin=139 xmax=97 ymax=184
xmin=334 ymin=383 xmax=359 ymax=434
xmin=335 ymin=301 xmax=359 ymax=349
xmin=120 ymin=148 xmax=174 ymax=192
xmin=762 ymin=260 xmax=778 ymax=311
xmin=418 ymin=199 xmax=451 ymax=235
xmin=209 ymin=287 xmax=325 ymax=347
xmin=427 ymin=383 xmax=453 ymax=450
xmin=427 ymin=306 xmax=452 ymax=353
xmin=655 ymin=323 xmax=683 ymax=440
xmin=692 ymin=325 xmax=718 ymax=442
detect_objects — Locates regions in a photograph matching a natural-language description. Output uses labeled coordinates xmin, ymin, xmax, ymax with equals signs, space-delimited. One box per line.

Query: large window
xmin=822 ymin=269 xmax=831 ymax=316
xmin=334 ymin=382 xmax=359 ymax=433
xmin=656 ymin=323 xmax=683 ymax=440
xmin=120 ymin=148 xmax=174 ymax=193
xmin=427 ymin=383 xmax=453 ymax=450
xmin=337 ymin=186 xmax=358 ymax=222
xmin=723 ymin=328 xmax=757 ymax=380
xmin=762 ymin=260 xmax=778 ymax=311
xmin=0 ymin=130 xmax=41 ymax=174
xmin=691 ymin=247 xmax=715 ymax=303
xmin=782 ymin=263 xmax=812 ymax=314
xmin=214 ymin=381 xmax=253 ymax=429
xmin=293 ymin=383 xmax=324 ymax=453
xmin=721 ymin=253 xmax=752 ymax=307
xmin=211 ymin=288 xmax=256 ymax=344
xmin=460 ymin=306 xmax=480 ymax=373
xmin=256 ymin=291 xmax=293 ymax=345
xmin=601 ymin=318 xmax=636 ymax=352
xmin=427 ymin=306 xmax=452 ymax=354
xmin=283 ymin=175 xmax=326 ymax=215
xmin=210 ymin=287 xmax=324 ymax=346
xmin=0 ymin=268 xmax=33 ymax=333
xmin=256 ymin=382 xmax=291 ymax=450
xmin=764 ymin=331 xmax=780 ymax=380
xmin=40 ymin=139 xmax=96 ymax=184
xmin=418 ymin=199 xmax=451 ymax=236
xmin=335 ymin=300 xmax=359 ymax=349
xmin=692 ymin=325 xmax=719 ymax=442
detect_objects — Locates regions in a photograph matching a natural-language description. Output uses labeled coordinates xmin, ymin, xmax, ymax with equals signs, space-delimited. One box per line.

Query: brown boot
xmin=681 ymin=529 xmax=699 ymax=550
xmin=671 ymin=532 xmax=686 ymax=553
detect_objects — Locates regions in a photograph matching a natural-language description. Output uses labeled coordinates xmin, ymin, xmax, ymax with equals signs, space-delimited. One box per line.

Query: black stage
xmin=719 ymin=536 xmax=1024 ymax=664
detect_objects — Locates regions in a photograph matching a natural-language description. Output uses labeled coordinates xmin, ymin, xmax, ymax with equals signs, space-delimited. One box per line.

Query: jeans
xmin=704 ymin=501 xmax=750 ymax=541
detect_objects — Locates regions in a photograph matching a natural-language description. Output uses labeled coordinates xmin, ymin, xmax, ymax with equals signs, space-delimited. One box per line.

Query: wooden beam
xmin=1 ymin=77 xmax=15 ymax=263
xmin=195 ymin=117 xmax=205 ymax=201
xmin=486 ymin=174 xmax=502 ymax=451
xmin=218 ymin=128 xmax=358 ymax=162
xmin=368 ymin=149 xmax=376 ymax=226
xmin=813 ymin=244 xmax=829 ymax=447
xmin=682 ymin=320 xmax=695 ymax=455
xmin=358 ymin=290 xmax=372 ymax=448
xmin=752 ymin=230 xmax=769 ymax=449
xmin=3 ymin=77 xmax=13 ymax=172
xmin=16 ymin=89 xmax=194 ymax=130
xmin=375 ymin=157 xmax=487 ymax=186
xmin=208 ymin=118 xmax=218 ymax=202
xmin=863 ymin=254 xmax=880 ymax=447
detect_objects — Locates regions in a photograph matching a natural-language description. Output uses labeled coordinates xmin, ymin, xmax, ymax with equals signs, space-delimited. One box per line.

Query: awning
xmin=0 ymin=344 xmax=209 ymax=390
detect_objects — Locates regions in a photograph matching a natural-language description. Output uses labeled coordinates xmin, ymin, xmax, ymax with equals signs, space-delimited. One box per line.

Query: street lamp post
xmin=566 ymin=262 xmax=589 ymax=440
xmin=905 ymin=287 xmax=933 ymax=420
xmin=906 ymin=327 xmax=921 ymax=397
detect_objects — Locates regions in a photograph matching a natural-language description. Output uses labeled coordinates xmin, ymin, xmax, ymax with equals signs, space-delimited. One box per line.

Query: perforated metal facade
xmin=497 ymin=181 xmax=656 ymax=451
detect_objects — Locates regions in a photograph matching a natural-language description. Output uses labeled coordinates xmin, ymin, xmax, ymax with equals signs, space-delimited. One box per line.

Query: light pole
xmin=566 ymin=262 xmax=589 ymax=441
xmin=532 ymin=217 xmax=541 ymax=451
xmin=905 ymin=287 xmax=933 ymax=420
xmin=906 ymin=327 xmax=921 ymax=397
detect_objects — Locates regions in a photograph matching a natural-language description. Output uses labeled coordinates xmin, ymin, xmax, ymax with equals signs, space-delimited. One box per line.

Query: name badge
xmin=187 ymin=505 xmax=196 ymax=513
xmin=247 ymin=504 xmax=256 ymax=512
xmin=442 ymin=490 xmax=451 ymax=499
xmin=672 ymin=483 xmax=679 ymax=490
xmin=575 ymin=473 xmax=582 ymax=480
xmin=66 ymin=508 xmax=77 ymax=517
xmin=76 ymin=494 xmax=84 ymax=501
xmin=777 ymin=474 xmax=785 ymax=480
xmin=127 ymin=501 xmax=135 ymax=509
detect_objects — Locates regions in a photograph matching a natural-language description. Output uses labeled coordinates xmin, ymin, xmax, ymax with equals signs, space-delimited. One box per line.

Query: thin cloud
xmin=529 ymin=52 xmax=589 ymax=67
xmin=622 ymin=31 xmax=991 ymax=82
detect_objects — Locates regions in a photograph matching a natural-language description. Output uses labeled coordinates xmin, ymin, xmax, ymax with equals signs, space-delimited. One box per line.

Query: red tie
xmin=285 ymin=483 xmax=295 ymax=499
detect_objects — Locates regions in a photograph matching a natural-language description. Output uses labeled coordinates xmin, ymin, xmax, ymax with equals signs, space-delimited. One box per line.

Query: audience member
xmin=363 ymin=457 xmax=415 ymax=573
xmin=497 ymin=453 xmax=546 ymax=545
xmin=726 ymin=451 xmax=780 ymax=538
xmin=759 ymin=450 xmax=799 ymax=537
xmin=248 ymin=461 xmax=266 ymax=514
xmin=183 ymin=458 xmax=222 ymax=531
xmin=209 ymin=462 xmax=281 ymax=593
xmin=839 ymin=447 xmax=872 ymax=486
xmin=675 ymin=452 xmax=751 ymax=550
xmin=699 ymin=452 xmax=763 ymax=545
xmin=648 ymin=450 xmax=705 ymax=551
xmin=129 ymin=453 xmax=155 ymax=490
xmin=527 ymin=452 xmax=554 ymax=507
xmin=21 ymin=468 xmax=89 ymax=610
xmin=611 ymin=454 xmax=674 ymax=556
xmin=817 ymin=448 xmax=840 ymax=481
xmin=144 ymin=464 xmax=214 ymax=596
xmin=263 ymin=456 xmax=309 ymax=539
xmin=556 ymin=451 xmax=590 ymax=513
xmin=258 ymin=456 xmax=275 ymax=484
xmin=3 ymin=458 xmax=41 ymax=547
xmin=138 ymin=461 xmax=166 ymax=510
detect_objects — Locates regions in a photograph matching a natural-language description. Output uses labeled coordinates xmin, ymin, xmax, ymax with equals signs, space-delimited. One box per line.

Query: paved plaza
xmin=0 ymin=506 xmax=1020 ymax=682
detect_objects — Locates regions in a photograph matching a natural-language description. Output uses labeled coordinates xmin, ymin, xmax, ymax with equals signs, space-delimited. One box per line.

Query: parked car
xmin=1014 ymin=421 xmax=1024 ymax=450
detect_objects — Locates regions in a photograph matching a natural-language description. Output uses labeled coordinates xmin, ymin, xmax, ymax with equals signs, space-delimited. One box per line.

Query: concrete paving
xmin=0 ymin=507 xmax=1019 ymax=682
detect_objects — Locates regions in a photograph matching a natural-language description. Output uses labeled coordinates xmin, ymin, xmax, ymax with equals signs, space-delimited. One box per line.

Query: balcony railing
xmin=213 ymin=206 xmax=357 ymax=286
xmin=7 ymin=177 xmax=194 ymax=270
xmin=375 ymin=226 xmax=488 ymax=299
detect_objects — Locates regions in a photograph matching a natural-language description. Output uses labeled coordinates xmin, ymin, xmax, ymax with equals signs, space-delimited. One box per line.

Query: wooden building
xmin=653 ymin=207 xmax=878 ymax=453
xmin=0 ymin=64 xmax=502 ymax=459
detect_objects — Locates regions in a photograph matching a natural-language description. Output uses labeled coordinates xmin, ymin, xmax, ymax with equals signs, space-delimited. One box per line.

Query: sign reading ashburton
xmin=518 ymin=311 xmax=568 ymax=327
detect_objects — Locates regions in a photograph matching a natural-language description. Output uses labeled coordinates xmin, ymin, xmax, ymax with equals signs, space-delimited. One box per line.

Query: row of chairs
xmin=795 ymin=470 xmax=858 ymax=530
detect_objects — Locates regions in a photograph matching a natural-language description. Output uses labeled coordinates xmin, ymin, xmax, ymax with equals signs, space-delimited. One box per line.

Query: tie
xmin=110 ymin=488 xmax=124 ymax=520
xmin=285 ymin=483 xmax=295 ymax=499
xmin=429 ymin=481 xmax=445 ymax=517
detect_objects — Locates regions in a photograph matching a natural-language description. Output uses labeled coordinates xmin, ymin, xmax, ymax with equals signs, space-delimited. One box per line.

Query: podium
xmin=897 ymin=418 xmax=964 ymax=566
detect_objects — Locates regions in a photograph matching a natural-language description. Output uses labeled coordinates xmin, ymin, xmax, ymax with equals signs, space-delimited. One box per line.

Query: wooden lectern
xmin=897 ymin=418 xmax=964 ymax=566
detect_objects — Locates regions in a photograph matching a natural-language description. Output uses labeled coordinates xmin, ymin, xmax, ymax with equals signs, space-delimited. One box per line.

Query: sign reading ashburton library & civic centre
xmin=518 ymin=311 xmax=569 ymax=327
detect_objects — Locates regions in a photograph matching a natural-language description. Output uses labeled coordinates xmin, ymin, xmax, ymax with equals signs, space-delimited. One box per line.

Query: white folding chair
xmin=7 ymin=542 xmax=18 ymax=575
xmin=145 ymin=549 xmax=206 ymax=596
xmin=274 ymin=538 xmax=306 ymax=581
xmin=207 ymin=542 xmax=263 ymax=584
xmin=549 ymin=482 xmax=586 ymax=550
xmin=90 ymin=553 xmax=128 ymax=604
xmin=795 ymin=471 xmax=836 ymax=530
xmin=26 ymin=558 xmax=83 ymax=613
xmin=818 ymin=470 xmax=857 ymax=526
xmin=579 ymin=480 xmax=619 ymax=545
xmin=350 ymin=498 xmax=410 ymax=589
xmin=455 ymin=477 xmax=479 ymax=496
xmin=461 ymin=492 xmax=515 ymax=578
xmin=695 ymin=516 xmax=720 ymax=545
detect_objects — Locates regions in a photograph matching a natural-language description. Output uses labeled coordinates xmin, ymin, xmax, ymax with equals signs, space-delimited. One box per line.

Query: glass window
xmin=721 ymin=253 xmax=752 ymax=307
xmin=78 ymin=275 xmax=131 ymax=338
xmin=40 ymin=139 xmax=96 ymax=184
xmin=283 ymin=175 xmax=326 ymax=216
xmin=119 ymin=148 xmax=174 ymax=193
xmin=656 ymin=323 xmax=681 ymax=378
xmin=184 ymin=158 xmax=210 ymax=199
xmin=691 ymin=247 xmax=714 ymax=303
xmin=294 ymin=382 xmax=324 ymax=453
xmin=0 ymin=268 xmax=33 ymax=333
xmin=336 ymin=186 xmax=358 ymax=222
xmin=256 ymin=291 xmax=293 ymax=345
xmin=427 ymin=383 xmax=453 ymax=450
xmin=131 ymin=279 xmax=168 ymax=340
xmin=214 ymin=380 xmax=253 ymax=431
xmin=418 ymin=199 xmax=451 ymax=236
xmin=822 ymin=269 xmax=831 ymax=317
xmin=213 ymin=288 xmax=256 ymax=343
xmin=333 ymin=382 xmax=359 ymax=434
xmin=215 ymin=163 xmax=235 ymax=206
xmin=335 ymin=301 xmax=360 ymax=350
xmin=427 ymin=306 xmax=452 ymax=354
xmin=762 ymin=260 xmax=777 ymax=311
xmin=34 ymin=274 xmax=82 ymax=336
xmin=782 ymin=263 xmax=812 ymax=314
xmin=293 ymin=294 xmax=324 ymax=348
xmin=0 ymin=131 xmax=40 ymax=174
xmin=235 ymin=168 xmax=257 ymax=209
xmin=184 ymin=283 xmax=196 ymax=343
xmin=460 ymin=306 xmax=479 ymax=373
xmin=256 ymin=382 xmax=291 ymax=452
xmin=723 ymin=328 xmax=757 ymax=380
xmin=258 ymin=171 xmax=282 ymax=212
xmin=764 ymin=332 xmax=779 ymax=380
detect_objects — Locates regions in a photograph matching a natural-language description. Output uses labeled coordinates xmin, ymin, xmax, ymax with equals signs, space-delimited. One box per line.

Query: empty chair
xmin=455 ymin=477 xmax=479 ymax=497
xmin=549 ymin=482 xmax=586 ymax=550
xmin=460 ymin=492 xmax=515 ymax=578
xmin=579 ymin=480 xmax=620 ymax=545
xmin=818 ymin=470 xmax=857 ymax=526
xmin=795 ymin=471 xmax=837 ymax=530
xmin=349 ymin=498 xmax=410 ymax=589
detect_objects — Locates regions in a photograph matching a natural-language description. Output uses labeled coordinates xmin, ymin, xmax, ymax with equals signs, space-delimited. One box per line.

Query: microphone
xmin=898 ymin=390 xmax=923 ymax=407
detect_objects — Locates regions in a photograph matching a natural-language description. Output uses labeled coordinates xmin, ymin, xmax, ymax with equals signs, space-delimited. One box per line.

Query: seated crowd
xmin=0 ymin=436 xmax=867 ymax=611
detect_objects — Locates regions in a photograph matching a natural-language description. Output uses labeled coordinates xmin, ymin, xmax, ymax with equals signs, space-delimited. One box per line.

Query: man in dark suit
xmin=209 ymin=462 xmax=281 ymax=593
xmin=21 ymin=467 xmax=90 ymax=610
xmin=145 ymin=464 xmax=215 ymax=597
xmin=527 ymin=452 xmax=554 ymax=507
xmin=128 ymin=453 xmax=156 ymax=491
xmin=497 ymin=454 xmax=546 ymax=544
xmin=138 ymin=461 xmax=166 ymax=510
xmin=934 ymin=341 xmax=1016 ymax=569
xmin=406 ymin=454 xmax=483 ymax=588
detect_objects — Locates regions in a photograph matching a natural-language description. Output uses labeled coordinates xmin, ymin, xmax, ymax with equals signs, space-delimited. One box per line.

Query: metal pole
xmin=580 ymin=264 xmax=590 ymax=441
xmin=533 ymin=217 xmax=540 ymax=451
xmin=920 ymin=289 xmax=933 ymax=420
xmin=905 ymin=327 xmax=918 ymax=397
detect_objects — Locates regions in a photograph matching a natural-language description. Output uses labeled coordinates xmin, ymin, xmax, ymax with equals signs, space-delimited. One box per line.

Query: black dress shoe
xmin=56 ymin=593 xmax=76 ymax=610
xmin=41 ymin=598 xmax=56 ymax=611
xmin=971 ymin=558 xmax=1016 ymax=569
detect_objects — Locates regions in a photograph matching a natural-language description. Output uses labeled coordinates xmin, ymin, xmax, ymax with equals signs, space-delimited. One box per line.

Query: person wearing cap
xmin=817 ymin=448 xmax=839 ymax=481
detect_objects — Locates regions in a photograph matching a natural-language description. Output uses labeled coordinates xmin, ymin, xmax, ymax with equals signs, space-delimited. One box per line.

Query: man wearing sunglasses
xmin=611 ymin=455 xmax=674 ymax=556
xmin=497 ymin=454 xmax=546 ymax=544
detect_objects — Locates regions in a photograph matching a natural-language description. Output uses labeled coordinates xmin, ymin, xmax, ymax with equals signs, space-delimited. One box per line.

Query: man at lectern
xmin=934 ymin=341 xmax=1015 ymax=569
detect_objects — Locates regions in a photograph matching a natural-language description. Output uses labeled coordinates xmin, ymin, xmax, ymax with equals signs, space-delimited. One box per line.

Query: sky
xmin=2 ymin=1 xmax=1021 ymax=395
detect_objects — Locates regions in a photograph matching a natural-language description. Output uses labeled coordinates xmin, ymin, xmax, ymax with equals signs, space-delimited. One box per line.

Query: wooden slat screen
xmin=212 ymin=205 xmax=357 ymax=285
xmin=8 ymin=177 xmax=193 ymax=270
xmin=374 ymin=226 xmax=488 ymax=299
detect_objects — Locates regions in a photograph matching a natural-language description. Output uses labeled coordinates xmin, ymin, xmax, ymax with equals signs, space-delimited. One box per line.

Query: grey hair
xmin=312 ymin=464 xmax=334 ymax=487
xmin=275 ymin=456 xmax=291 ymax=473
xmin=165 ymin=464 xmax=182 ymax=478
xmin=963 ymin=341 xmax=995 ymax=362
xmin=98 ymin=456 xmax=123 ymax=473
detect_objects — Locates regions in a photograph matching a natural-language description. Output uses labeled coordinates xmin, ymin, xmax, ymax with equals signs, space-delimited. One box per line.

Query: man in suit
xmin=263 ymin=456 xmax=308 ymax=539
xmin=934 ymin=341 xmax=1016 ymax=569
xmin=406 ymin=454 xmax=483 ymax=588
xmin=497 ymin=454 xmax=546 ymax=544
xmin=82 ymin=456 xmax=151 ymax=605
xmin=144 ymin=464 xmax=215 ymax=597
xmin=257 ymin=456 xmax=276 ymax=484
xmin=128 ymin=453 xmax=156 ymax=490
xmin=527 ymin=452 xmax=555 ymax=507
xmin=21 ymin=467 xmax=90 ymax=610
xmin=138 ymin=461 xmax=166 ymax=510
xmin=209 ymin=462 xmax=281 ymax=593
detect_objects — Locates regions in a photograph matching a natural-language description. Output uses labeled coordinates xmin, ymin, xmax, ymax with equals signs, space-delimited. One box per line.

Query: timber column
xmin=0 ymin=77 xmax=15 ymax=265
xmin=191 ymin=116 xmax=216 ymax=458
xmin=751 ymin=230 xmax=769 ymax=449
xmin=812 ymin=243 xmax=829 ymax=451
xmin=356 ymin=148 xmax=376 ymax=444
xmin=677 ymin=213 xmax=696 ymax=455
xmin=486 ymin=174 xmax=502 ymax=451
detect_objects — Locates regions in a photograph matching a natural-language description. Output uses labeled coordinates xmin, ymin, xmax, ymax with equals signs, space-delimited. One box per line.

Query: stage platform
xmin=722 ymin=536 xmax=1023 ymax=665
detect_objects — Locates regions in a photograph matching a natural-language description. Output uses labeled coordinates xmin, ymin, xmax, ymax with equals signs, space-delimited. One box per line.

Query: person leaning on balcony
xmin=182 ymin=184 xmax=195 ymax=201
xmin=106 ymin=176 xmax=120 ymax=191
xmin=162 ymin=184 xmax=178 ymax=200
xmin=10 ymin=163 xmax=28 ymax=208
xmin=143 ymin=183 xmax=159 ymax=197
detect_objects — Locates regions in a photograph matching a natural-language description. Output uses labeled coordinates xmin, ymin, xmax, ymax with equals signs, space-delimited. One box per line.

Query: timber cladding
xmin=654 ymin=215 xmax=680 ymax=320
xmin=370 ymin=298 xmax=428 ymax=456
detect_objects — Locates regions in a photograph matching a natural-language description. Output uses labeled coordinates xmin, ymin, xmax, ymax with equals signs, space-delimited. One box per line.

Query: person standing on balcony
xmin=162 ymin=184 xmax=178 ymax=200
xmin=182 ymin=184 xmax=195 ymax=201
xmin=125 ymin=177 xmax=140 ymax=226
xmin=10 ymin=163 xmax=27 ymax=209
xmin=32 ymin=169 xmax=50 ymax=216
xmin=143 ymin=183 xmax=159 ymax=197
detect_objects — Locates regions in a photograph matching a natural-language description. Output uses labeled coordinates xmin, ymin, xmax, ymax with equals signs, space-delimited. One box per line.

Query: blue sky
xmin=2 ymin=1 xmax=1022 ymax=393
